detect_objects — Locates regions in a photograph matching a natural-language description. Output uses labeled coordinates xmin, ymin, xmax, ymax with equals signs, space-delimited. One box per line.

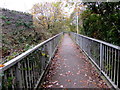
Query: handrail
xmin=70 ymin=32 xmax=120 ymax=89
xmin=0 ymin=32 xmax=63 ymax=89
xmin=75 ymin=33 xmax=120 ymax=50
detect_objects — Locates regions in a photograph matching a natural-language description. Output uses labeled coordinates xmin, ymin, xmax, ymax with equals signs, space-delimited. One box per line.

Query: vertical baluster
xmin=111 ymin=48 xmax=115 ymax=81
xmin=86 ymin=39 xmax=88 ymax=54
xmin=0 ymin=68 xmax=3 ymax=90
xmin=111 ymin=48 xmax=113 ymax=79
xmin=41 ymin=45 xmax=44 ymax=72
xmin=35 ymin=52 xmax=38 ymax=82
xmin=117 ymin=50 xmax=119 ymax=87
xmin=104 ymin=45 xmax=107 ymax=73
xmin=50 ymin=41 xmax=52 ymax=56
xmin=16 ymin=62 xmax=22 ymax=88
xmin=56 ymin=37 xmax=58 ymax=47
xmin=21 ymin=61 xmax=25 ymax=88
xmin=48 ymin=42 xmax=51 ymax=60
xmin=100 ymin=43 xmax=103 ymax=72
xmin=88 ymin=39 xmax=90 ymax=56
xmin=52 ymin=39 xmax=54 ymax=52
xmin=102 ymin=45 xmax=105 ymax=71
xmin=77 ymin=35 xmax=79 ymax=45
xmin=109 ymin=47 xmax=111 ymax=76
xmin=27 ymin=58 xmax=31 ymax=88
xmin=37 ymin=50 xmax=41 ymax=77
xmin=102 ymin=45 xmax=105 ymax=70
xmin=79 ymin=35 xmax=80 ymax=47
xmin=38 ymin=50 xmax=42 ymax=81
xmin=33 ymin=55 xmax=36 ymax=85
xmin=10 ymin=69 xmax=14 ymax=89
xmin=31 ymin=57 xmax=34 ymax=87
xmin=24 ymin=59 xmax=29 ymax=88
xmin=89 ymin=39 xmax=91 ymax=57
xmin=109 ymin=47 xmax=111 ymax=77
xmin=47 ymin=42 xmax=49 ymax=58
xmin=98 ymin=43 xmax=100 ymax=66
xmin=78 ymin=35 xmax=80 ymax=46
xmin=34 ymin=55 xmax=37 ymax=84
xmin=93 ymin=41 xmax=95 ymax=62
xmin=45 ymin=44 xmax=47 ymax=68
xmin=85 ymin=38 xmax=87 ymax=53
xmin=107 ymin=46 xmax=109 ymax=75
xmin=107 ymin=46 xmax=109 ymax=76
xmin=96 ymin=42 xmax=98 ymax=65
xmin=106 ymin=46 xmax=108 ymax=74
xmin=81 ymin=36 xmax=83 ymax=50
xmin=83 ymin=37 xmax=84 ymax=51
xmin=114 ymin=49 xmax=117 ymax=83
xmin=43 ymin=45 xmax=46 ymax=69
xmin=54 ymin=38 xmax=56 ymax=48
xmin=4 ymin=71 xmax=8 ymax=89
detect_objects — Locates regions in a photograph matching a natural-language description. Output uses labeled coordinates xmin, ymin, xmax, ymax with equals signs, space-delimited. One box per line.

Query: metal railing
xmin=70 ymin=32 xmax=120 ymax=89
xmin=0 ymin=32 xmax=63 ymax=89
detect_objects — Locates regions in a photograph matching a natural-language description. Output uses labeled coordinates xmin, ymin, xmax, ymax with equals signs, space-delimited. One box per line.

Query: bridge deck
xmin=41 ymin=34 xmax=109 ymax=88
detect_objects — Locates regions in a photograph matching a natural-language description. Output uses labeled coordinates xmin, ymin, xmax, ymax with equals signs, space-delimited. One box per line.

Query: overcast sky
xmin=0 ymin=0 xmax=58 ymax=12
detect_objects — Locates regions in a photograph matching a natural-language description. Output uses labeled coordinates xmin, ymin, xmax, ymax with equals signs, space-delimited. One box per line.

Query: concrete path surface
xmin=41 ymin=34 xmax=109 ymax=88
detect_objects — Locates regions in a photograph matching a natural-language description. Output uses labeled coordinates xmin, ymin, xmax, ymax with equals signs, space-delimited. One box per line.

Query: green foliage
xmin=2 ymin=76 xmax=14 ymax=88
xmin=5 ymin=21 xmax=11 ymax=25
xmin=1 ymin=9 xmax=43 ymax=64
xmin=7 ymin=77 xmax=14 ymax=87
xmin=0 ymin=15 xmax=8 ymax=20
xmin=6 ymin=52 xmax=19 ymax=61
xmin=52 ymin=2 xmax=61 ymax=7
xmin=15 ymin=21 xmax=24 ymax=27
xmin=105 ymin=64 xmax=112 ymax=71
xmin=24 ymin=44 xmax=34 ymax=51
xmin=6 ymin=55 xmax=15 ymax=61
xmin=16 ymin=20 xmax=33 ymax=28
xmin=80 ymin=2 xmax=120 ymax=46
xmin=42 ymin=52 xmax=46 ymax=56
xmin=32 ymin=2 xmax=65 ymax=37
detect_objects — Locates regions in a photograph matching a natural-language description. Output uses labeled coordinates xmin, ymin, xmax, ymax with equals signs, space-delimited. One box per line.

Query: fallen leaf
xmin=73 ymin=83 xmax=76 ymax=85
xmin=47 ymin=85 xmax=53 ymax=87
xmin=52 ymin=81 xmax=58 ymax=84
xmin=60 ymin=74 xmax=63 ymax=76
xmin=85 ymin=74 xmax=87 ymax=76
xmin=60 ymin=85 xmax=64 ymax=87
xmin=0 ymin=64 xmax=5 ymax=67
xmin=66 ymin=79 xmax=71 ymax=82
xmin=56 ymin=83 xmax=59 ymax=85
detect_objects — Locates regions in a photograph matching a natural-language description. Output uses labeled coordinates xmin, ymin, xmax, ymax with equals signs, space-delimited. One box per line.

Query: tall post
xmin=76 ymin=4 xmax=79 ymax=34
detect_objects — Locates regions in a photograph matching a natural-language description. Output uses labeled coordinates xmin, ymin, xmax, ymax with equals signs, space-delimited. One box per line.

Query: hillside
xmin=0 ymin=8 xmax=42 ymax=64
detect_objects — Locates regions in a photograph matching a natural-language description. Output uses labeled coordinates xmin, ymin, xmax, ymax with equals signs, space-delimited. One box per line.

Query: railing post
xmin=100 ymin=43 xmax=103 ymax=72
xmin=81 ymin=37 xmax=83 ymax=50
xmin=0 ymin=68 xmax=2 ymax=90
xmin=16 ymin=62 xmax=23 ymax=88
xmin=49 ymin=41 xmax=52 ymax=58
xmin=76 ymin=34 xmax=78 ymax=45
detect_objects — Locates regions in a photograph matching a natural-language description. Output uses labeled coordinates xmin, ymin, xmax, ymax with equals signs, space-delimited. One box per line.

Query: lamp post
xmin=76 ymin=3 xmax=79 ymax=34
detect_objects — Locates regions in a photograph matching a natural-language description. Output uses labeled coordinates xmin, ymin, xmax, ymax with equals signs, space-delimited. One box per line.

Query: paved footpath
xmin=41 ymin=34 xmax=109 ymax=88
